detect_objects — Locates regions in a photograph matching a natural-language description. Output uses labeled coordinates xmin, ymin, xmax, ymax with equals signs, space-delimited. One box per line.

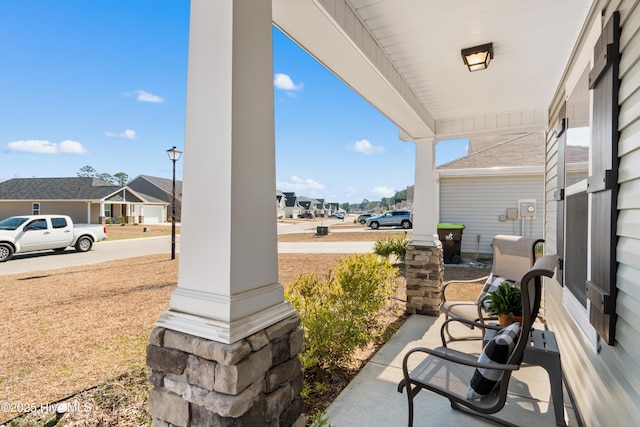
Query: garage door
xmin=143 ymin=206 xmax=164 ymax=223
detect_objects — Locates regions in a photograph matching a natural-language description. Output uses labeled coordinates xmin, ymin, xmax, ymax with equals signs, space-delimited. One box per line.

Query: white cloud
xmin=7 ymin=139 xmax=86 ymax=154
xmin=135 ymin=90 xmax=165 ymax=103
xmin=349 ymin=139 xmax=385 ymax=155
xmin=276 ymin=176 xmax=325 ymax=192
xmin=120 ymin=129 xmax=138 ymax=140
xmin=105 ymin=129 xmax=139 ymax=140
xmin=59 ymin=140 xmax=87 ymax=153
xmin=274 ymin=73 xmax=303 ymax=91
xmin=371 ymin=186 xmax=395 ymax=198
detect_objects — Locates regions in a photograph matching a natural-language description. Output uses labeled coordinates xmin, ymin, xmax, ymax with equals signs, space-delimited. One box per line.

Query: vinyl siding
xmin=545 ymin=1 xmax=640 ymax=425
xmin=439 ymin=174 xmax=544 ymax=256
xmin=0 ymin=201 xmax=91 ymax=223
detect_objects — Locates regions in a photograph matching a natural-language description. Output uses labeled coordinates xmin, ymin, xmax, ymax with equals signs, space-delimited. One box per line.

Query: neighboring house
xmin=436 ymin=132 xmax=545 ymax=257
xmin=296 ymin=196 xmax=319 ymax=217
xmin=0 ymin=177 xmax=168 ymax=224
xmin=127 ymin=175 xmax=183 ymax=222
xmin=276 ymin=190 xmax=287 ymax=218
xmin=282 ymin=191 xmax=301 ymax=218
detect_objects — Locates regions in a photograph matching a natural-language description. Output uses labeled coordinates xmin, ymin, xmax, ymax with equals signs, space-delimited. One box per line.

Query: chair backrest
xmin=491 ymin=255 xmax=559 ymax=405
xmin=491 ymin=235 xmax=544 ymax=282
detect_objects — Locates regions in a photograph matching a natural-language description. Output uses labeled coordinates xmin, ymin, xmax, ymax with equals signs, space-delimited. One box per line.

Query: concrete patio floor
xmin=325 ymin=314 xmax=580 ymax=427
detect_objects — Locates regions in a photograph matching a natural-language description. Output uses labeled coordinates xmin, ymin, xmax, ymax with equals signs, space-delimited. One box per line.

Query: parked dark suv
xmin=365 ymin=210 xmax=412 ymax=229
xmin=357 ymin=213 xmax=373 ymax=224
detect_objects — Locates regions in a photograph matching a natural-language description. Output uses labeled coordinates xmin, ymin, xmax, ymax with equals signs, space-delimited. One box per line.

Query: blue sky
xmin=0 ymin=1 xmax=468 ymax=205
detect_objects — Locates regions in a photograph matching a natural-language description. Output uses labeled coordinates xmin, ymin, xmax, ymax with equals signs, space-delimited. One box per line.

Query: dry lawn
xmin=0 ymin=228 xmax=488 ymax=425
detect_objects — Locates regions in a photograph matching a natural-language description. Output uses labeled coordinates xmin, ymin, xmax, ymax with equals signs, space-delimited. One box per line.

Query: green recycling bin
xmin=437 ymin=223 xmax=465 ymax=264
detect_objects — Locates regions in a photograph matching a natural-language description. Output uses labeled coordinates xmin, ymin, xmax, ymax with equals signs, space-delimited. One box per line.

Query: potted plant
xmin=486 ymin=282 xmax=523 ymax=326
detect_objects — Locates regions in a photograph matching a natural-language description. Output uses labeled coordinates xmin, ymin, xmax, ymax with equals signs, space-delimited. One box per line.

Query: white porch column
xmin=406 ymin=137 xmax=444 ymax=315
xmin=411 ymin=138 xmax=439 ymax=244
xmin=98 ymin=201 xmax=104 ymax=224
xmin=155 ymin=0 xmax=296 ymax=345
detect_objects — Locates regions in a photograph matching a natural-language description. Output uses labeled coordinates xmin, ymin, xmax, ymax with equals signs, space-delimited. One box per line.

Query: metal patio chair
xmin=398 ymin=255 xmax=558 ymax=427
xmin=441 ymin=235 xmax=543 ymax=341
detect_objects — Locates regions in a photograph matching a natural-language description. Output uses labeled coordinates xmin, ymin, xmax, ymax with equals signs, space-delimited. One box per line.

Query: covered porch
xmin=147 ymin=0 xmax=639 ymax=425
xmin=325 ymin=314 xmax=580 ymax=427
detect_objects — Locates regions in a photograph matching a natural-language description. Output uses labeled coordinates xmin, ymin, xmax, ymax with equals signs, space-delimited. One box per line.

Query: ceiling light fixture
xmin=461 ymin=43 xmax=494 ymax=72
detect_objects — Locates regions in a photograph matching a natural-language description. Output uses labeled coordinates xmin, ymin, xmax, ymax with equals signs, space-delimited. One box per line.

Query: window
xmin=51 ymin=217 xmax=68 ymax=229
xmin=32 ymin=202 xmax=40 ymax=215
xmin=104 ymin=204 xmax=112 ymax=219
xmin=564 ymin=66 xmax=590 ymax=309
xmin=26 ymin=219 xmax=47 ymax=231
xmin=557 ymin=12 xmax=620 ymax=346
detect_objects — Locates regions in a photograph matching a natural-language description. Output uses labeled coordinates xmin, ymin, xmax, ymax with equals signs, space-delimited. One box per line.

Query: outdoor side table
xmin=484 ymin=327 xmax=565 ymax=426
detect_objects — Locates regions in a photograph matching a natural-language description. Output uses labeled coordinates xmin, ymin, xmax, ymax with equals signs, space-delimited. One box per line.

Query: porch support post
xmin=99 ymin=201 xmax=105 ymax=225
xmin=406 ymin=137 xmax=444 ymax=315
xmin=148 ymin=1 xmax=303 ymax=426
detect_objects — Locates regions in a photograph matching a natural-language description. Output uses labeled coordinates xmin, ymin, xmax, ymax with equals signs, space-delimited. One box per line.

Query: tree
xmin=341 ymin=202 xmax=350 ymax=212
xmin=113 ymin=172 xmax=129 ymax=186
xmin=380 ymin=197 xmax=393 ymax=209
xmin=95 ymin=173 xmax=115 ymax=184
xmin=394 ymin=189 xmax=407 ymax=201
xmin=77 ymin=167 xmax=129 ymax=186
xmin=77 ymin=165 xmax=96 ymax=177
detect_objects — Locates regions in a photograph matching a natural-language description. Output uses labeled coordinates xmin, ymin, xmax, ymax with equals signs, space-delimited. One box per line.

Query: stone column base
xmin=405 ymin=242 xmax=444 ymax=316
xmin=147 ymin=314 xmax=305 ymax=426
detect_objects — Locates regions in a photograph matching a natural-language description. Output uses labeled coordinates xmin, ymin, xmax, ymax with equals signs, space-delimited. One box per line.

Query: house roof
xmin=132 ymin=175 xmax=183 ymax=198
xmin=282 ymin=192 xmax=297 ymax=207
xmin=437 ymin=133 xmax=545 ymax=170
xmin=0 ymin=177 xmax=166 ymax=204
xmin=0 ymin=177 xmax=121 ymax=200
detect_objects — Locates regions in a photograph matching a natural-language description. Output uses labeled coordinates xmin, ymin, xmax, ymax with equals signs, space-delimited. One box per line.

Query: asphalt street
xmin=1 ymin=219 xmax=378 ymax=276
xmin=0 ymin=235 xmax=178 ymax=276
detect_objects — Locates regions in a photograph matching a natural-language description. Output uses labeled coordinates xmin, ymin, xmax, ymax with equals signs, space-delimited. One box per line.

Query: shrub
xmin=373 ymin=234 xmax=409 ymax=262
xmin=285 ymin=253 xmax=398 ymax=369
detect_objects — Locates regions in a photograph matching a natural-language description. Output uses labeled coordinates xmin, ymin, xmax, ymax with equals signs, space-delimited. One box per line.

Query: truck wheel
xmin=0 ymin=243 xmax=14 ymax=262
xmin=402 ymin=220 xmax=412 ymax=229
xmin=370 ymin=221 xmax=380 ymax=230
xmin=75 ymin=236 xmax=93 ymax=252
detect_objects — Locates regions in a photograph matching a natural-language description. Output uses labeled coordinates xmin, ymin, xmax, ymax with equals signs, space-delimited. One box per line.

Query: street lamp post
xmin=166 ymin=146 xmax=182 ymax=260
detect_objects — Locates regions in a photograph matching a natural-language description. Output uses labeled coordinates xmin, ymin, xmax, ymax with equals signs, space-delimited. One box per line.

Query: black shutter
xmin=553 ymin=104 xmax=567 ymax=285
xmin=586 ymin=12 xmax=620 ymax=346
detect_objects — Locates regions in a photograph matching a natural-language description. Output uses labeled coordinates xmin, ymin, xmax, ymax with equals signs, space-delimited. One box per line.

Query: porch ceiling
xmin=273 ymin=0 xmax=594 ymax=140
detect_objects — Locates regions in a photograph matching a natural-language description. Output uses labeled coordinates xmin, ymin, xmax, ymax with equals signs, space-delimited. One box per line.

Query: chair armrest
xmin=440 ymin=317 xmax=502 ymax=346
xmin=441 ymin=276 xmax=489 ymax=303
xmin=401 ymin=346 xmax=520 ymax=384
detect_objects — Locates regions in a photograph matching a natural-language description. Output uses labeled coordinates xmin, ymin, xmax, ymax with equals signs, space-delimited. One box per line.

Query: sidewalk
xmin=278 ymin=241 xmax=375 ymax=253
xmin=325 ymin=314 xmax=580 ymax=427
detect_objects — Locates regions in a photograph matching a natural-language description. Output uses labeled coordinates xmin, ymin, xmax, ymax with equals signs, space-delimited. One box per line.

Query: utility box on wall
xmin=518 ymin=199 xmax=537 ymax=219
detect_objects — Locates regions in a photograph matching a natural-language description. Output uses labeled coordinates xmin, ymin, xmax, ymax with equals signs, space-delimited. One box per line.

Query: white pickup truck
xmin=0 ymin=215 xmax=108 ymax=262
